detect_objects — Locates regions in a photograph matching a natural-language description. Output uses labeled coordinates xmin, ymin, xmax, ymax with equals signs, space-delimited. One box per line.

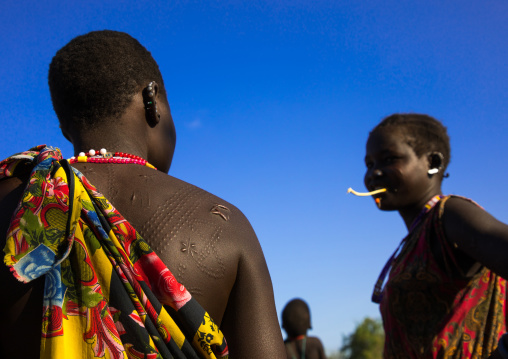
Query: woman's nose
xmin=365 ymin=167 xmax=383 ymax=183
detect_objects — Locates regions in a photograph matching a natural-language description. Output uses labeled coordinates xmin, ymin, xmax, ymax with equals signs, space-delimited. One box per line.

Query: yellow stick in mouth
xmin=347 ymin=188 xmax=387 ymax=196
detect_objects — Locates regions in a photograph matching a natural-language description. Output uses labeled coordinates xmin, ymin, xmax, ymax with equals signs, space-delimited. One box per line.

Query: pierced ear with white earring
xmin=427 ymin=152 xmax=444 ymax=176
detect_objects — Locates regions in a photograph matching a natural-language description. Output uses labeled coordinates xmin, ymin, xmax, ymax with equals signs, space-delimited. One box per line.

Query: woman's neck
xmin=72 ymin=132 xmax=148 ymax=160
xmin=399 ymin=188 xmax=443 ymax=230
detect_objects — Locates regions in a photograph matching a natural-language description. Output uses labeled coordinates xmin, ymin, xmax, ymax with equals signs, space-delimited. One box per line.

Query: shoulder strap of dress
xmin=285 ymin=341 xmax=298 ymax=359
xmin=285 ymin=337 xmax=306 ymax=359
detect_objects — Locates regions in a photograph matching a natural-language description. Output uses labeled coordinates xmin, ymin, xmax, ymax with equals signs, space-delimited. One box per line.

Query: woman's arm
xmin=487 ymin=334 xmax=508 ymax=359
xmin=219 ymin=212 xmax=286 ymax=358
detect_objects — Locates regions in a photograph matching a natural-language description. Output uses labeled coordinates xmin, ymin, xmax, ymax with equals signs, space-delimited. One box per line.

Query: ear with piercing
xmin=143 ymin=81 xmax=161 ymax=125
xmin=428 ymin=152 xmax=444 ymax=176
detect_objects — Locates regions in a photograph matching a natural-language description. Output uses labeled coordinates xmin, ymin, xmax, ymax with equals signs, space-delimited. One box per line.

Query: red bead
xmin=67 ymin=151 xmax=155 ymax=170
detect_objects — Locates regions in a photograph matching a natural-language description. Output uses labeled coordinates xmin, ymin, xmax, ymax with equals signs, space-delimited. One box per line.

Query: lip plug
xmin=347 ymin=188 xmax=387 ymax=196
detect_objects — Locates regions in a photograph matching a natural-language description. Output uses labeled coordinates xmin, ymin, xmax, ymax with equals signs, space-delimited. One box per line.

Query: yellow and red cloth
xmin=1 ymin=145 xmax=229 ymax=359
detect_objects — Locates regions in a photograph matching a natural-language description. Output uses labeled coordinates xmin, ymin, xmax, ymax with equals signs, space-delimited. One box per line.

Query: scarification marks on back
xmin=210 ymin=204 xmax=230 ymax=221
xmin=140 ymin=186 xmax=227 ymax=279
xmin=190 ymin=222 xmax=226 ymax=279
xmin=140 ymin=185 xmax=201 ymax=250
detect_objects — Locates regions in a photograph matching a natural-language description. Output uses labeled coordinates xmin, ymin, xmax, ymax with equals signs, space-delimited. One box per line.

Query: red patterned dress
xmin=379 ymin=196 xmax=506 ymax=358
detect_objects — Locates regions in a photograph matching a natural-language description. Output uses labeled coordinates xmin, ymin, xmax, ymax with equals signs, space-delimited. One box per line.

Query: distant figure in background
xmin=282 ymin=298 xmax=327 ymax=359
xmin=0 ymin=30 xmax=285 ymax=358
xmin=361 ymin=113 xmax=508 ymax=358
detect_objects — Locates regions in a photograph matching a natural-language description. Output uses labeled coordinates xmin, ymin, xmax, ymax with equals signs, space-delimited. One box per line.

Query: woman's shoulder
xmin=439 ymin=193 xmax=508 ymax=278
xmin=439 ymin=195 xmax=485 ymax=223
xmin=160 ymin=173 xmax=251 ymax=229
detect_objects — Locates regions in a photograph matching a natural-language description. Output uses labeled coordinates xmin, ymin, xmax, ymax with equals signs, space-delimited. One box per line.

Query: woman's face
xmin=363 ymin=128 xmax=433 ymax=211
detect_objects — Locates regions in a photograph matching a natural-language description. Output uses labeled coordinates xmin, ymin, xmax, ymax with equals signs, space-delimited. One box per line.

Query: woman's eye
xmin=383 ymin=156 xmax=397 ymax=164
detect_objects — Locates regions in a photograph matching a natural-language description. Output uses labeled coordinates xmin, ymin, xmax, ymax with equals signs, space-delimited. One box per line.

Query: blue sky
xmin=1 ymin=0 xmax=508 ymax=353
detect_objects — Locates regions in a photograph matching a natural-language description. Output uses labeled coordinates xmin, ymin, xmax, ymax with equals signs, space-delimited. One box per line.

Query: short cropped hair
xmin=48 ymin=30 xmax=166 ymax=128
xmin=371 ymin=113 xmax=451 ymax=170
xmin=282 ymin=298 xmax=311 ymax=337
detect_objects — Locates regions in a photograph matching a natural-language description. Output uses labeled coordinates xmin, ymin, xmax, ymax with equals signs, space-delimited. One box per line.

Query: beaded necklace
xmin=68 ymin=149 xmax=157 ymax=170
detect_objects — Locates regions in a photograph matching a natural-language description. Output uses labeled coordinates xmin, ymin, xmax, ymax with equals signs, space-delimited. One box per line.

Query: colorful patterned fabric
xmin=380 ymin=195 xmax=506 ymax=358
xmin=1 ymin=145 xmax=229 ymax=359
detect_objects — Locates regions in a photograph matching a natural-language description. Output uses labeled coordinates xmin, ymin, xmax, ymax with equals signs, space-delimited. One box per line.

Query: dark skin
xmin=489 ymin=335 xmax=508 ymax=359
xmin=0 ymin=85 xmax=286 ymax=358
xmin=364 ymin=128 xmax=508 ymax=357
xmin=282 ymin=302 xmax=326 ymax=359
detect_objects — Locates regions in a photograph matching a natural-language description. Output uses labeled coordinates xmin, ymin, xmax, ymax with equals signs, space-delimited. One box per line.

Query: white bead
xmin=89 ymin=149 xmax=96 ymax=156
xmin=79 ymin=152 xmax=85 ymax=157
xmin=100 ymin=148 xmax=107 ymax=155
